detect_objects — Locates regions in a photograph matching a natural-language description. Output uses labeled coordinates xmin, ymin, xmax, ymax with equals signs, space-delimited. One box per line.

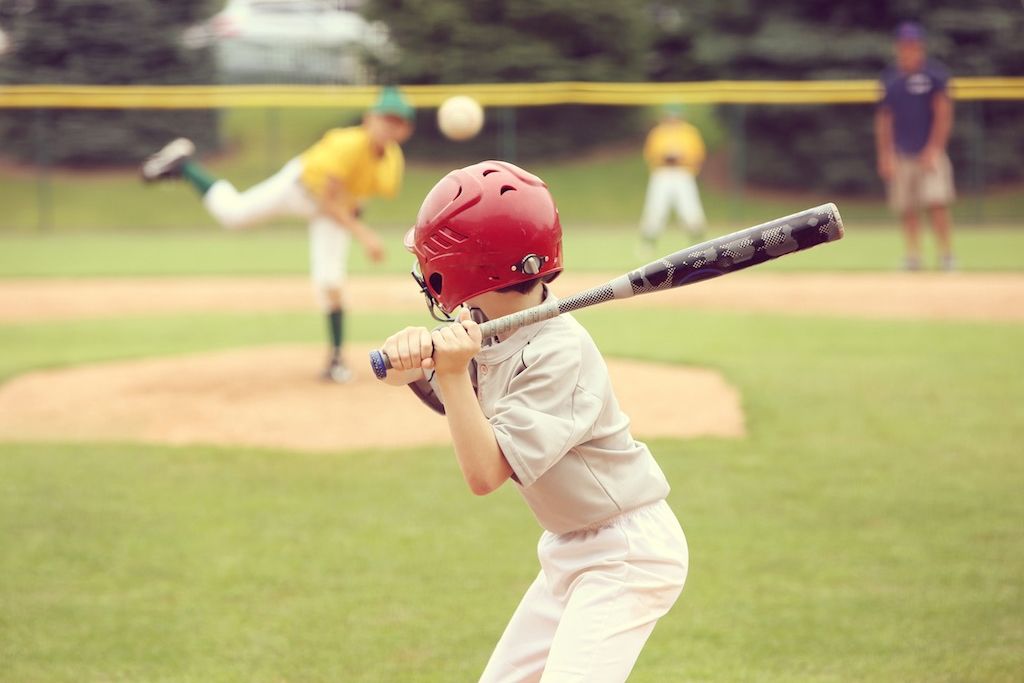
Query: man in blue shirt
xmin=875 ymin=21 xmax=956 ymax=271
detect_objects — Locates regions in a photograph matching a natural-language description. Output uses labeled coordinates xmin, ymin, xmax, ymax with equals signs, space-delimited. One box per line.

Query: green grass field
xmin=1 ymin=306 xmax=1022 ymax=682
xmin=2 ymin=105 xmax=1023 ymax=681
xmin=2 ymin=107 xmax=1022 ymax=234
xmin=2 ymin=225 xmax=1024 ymax=278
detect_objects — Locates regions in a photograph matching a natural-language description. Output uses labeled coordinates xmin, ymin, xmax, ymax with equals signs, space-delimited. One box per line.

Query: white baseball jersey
xmin=421 ymin=292 xmax=687 ymax=679
xmin=429 ymin=301 xmax=671 ymax=535
xmin=423 ymin=297 xmax=687 ymax=680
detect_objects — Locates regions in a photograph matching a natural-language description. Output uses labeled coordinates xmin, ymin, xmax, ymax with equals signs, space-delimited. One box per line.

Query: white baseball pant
xmin=640 ymin=167 xmax=707 ymax=240
xmin=201 ymin=158 xmax=352 ymax=302
xmin=479 ymin=500 xmax=688 ymax=683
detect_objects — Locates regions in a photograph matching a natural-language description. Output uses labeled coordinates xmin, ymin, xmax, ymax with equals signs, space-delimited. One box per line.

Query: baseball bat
xmin=370 ymin=202 xmax=844 ymax=379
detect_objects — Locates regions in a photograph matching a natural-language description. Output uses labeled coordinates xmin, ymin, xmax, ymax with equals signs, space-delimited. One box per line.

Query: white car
xmin=184 ymin=0 xmax=393 ymax=84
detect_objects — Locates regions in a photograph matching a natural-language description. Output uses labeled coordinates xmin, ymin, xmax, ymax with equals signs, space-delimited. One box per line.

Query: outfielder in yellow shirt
xmin=141 ymin=86 xmax=415 ymax=383
xmin=639 ymin=106 xmax=708 ymax=252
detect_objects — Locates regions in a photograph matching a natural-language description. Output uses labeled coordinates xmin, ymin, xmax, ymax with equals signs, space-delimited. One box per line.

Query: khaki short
xmin=889 ymin=152 xmax=955 ymax=213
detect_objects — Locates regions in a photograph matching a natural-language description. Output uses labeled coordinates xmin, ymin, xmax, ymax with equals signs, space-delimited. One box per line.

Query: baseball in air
xmin=437 ymin=96 xmax=484 ymax=141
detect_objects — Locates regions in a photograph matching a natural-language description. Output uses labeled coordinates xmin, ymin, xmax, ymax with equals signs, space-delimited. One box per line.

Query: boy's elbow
xmin=465 ymin=469 xmax=509 ymax=496
xmin=466 ymin=475 xmax=501 ymax=496
xmin=457 ymin=438 xmax=512 ymax=496
xmin=468 ymin=482 xmax=492 ymax=496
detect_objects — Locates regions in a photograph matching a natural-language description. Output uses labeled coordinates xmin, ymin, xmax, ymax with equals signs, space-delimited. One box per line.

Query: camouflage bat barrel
xmin=603 ymin=202 xmax=845 ymax=300
xmin=369 ymin=203 xmax=844 ymax=379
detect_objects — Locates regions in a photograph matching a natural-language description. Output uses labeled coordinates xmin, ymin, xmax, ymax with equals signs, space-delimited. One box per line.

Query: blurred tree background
xmin=0 ymin=0 xmax=219 ymax=166
xmin=365 ymin=0 xmax=652 ymax=162
xmin=371 ymin=0 xmax=1024 ymax=192
xmin=648 ymin=0 xmax=1024 ymax=193
xmin=1 ymin=0 xmax=1022 ymax=194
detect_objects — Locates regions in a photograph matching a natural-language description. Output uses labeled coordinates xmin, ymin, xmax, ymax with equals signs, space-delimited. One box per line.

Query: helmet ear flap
xmin=428 ymin=272 xmax=443 ymax=297
xmin=410 ymin=261 xmax=454 ymax=322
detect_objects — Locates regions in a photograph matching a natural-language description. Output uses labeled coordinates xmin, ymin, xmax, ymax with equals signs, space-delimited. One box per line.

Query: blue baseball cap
xmin=895 ymin=21 xmax=925 ymax=42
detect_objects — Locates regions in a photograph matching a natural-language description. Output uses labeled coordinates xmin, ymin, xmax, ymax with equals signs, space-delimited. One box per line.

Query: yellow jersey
xmin=300 ymin=126 xmax=404 ymax=209
xmin=643 ymin=121 xmax=706 ymax=174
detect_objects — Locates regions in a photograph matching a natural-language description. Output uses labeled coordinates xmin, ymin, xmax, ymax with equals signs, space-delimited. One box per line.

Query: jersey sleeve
xmin=408 ymin=372 xmax=445 ymax=415
xmin=930 ymin=61 xmax=951 ymax=94
xmin=642 ymin=127 xmax=661 ymax=169
xmin=374 ymin=143 xmax=405 ymax=198
xmin=686 ymin=124 xmax=706 ymax=171
xmin=878 ymin=68 xmax=894 ymax=109
xmin=488 ymin=339 xmax=605 ymax=489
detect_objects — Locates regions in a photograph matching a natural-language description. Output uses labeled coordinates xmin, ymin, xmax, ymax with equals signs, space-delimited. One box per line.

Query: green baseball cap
xmin=371 ymin=85 xmax=415 ymax=122
xmin=663 ymin=103 xmax=686 ymax=118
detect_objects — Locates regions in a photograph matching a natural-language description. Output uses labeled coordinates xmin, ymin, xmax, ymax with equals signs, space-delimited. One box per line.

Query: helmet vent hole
xmin=429 ymin=273 xmax=443 ymax=295
xmin=500 ymin=185 xmax=516 ymax=195
xmin=482 ymin=169 xmax=499 ymax=176
xmin=453 ymin=185 xmax=462 ymax=200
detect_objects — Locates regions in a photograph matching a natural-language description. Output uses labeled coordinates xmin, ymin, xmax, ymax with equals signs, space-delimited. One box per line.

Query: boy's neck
xmin=474 ymin=285 xmax=547 ymax=342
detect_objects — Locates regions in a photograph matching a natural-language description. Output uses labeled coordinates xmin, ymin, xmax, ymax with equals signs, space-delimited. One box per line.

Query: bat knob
xmin=369 ymin=349 xmax=391 ymax=380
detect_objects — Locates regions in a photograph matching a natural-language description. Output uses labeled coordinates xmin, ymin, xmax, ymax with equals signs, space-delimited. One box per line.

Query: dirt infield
xmin=2 ymin=271 xmax=1020 ymax=453
xmin=2 ymin=272 xmax=1023 ymax=323
xmin=0 ymin=344 xmax=745 ymax=452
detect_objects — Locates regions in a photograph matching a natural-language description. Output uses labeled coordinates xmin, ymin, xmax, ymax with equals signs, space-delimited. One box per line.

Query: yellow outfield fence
xmin=1 ymin=77 xmax=1023 ymax=109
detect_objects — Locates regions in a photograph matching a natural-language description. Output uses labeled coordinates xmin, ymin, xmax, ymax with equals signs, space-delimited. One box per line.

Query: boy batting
xmin=379 ymin=160 xmax=688 ymax=682
xmin=141 ymin=86 xmax=415 ymax=382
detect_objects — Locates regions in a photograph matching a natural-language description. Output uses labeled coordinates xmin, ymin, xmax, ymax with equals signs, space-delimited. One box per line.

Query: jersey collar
xmin=474 ymin=285 xmax=558 ymax=365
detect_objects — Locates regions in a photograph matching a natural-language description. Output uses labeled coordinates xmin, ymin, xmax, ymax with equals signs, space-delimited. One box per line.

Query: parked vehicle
xmin=183 ymin=0 xmax=393 ymax=84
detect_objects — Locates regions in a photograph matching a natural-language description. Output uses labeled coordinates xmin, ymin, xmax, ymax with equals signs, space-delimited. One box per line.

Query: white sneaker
xmin=141 ymin=138 xmax=195 ymax=182
xmin=323 ymin=361 xmax=353 ymax=384
xmin=903 ymin=256 xmax=922 ymax=272
xmin=635 ymin=240 xmax=657 ymax=261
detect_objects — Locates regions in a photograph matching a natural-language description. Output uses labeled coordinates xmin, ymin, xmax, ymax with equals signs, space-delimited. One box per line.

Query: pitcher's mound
xmin=0 ymin=344 xmax=744 ymax=452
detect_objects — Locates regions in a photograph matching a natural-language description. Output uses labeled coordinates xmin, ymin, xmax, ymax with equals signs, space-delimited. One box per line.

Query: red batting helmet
xmin=404 ymin=160 xmax=563 ymax=318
